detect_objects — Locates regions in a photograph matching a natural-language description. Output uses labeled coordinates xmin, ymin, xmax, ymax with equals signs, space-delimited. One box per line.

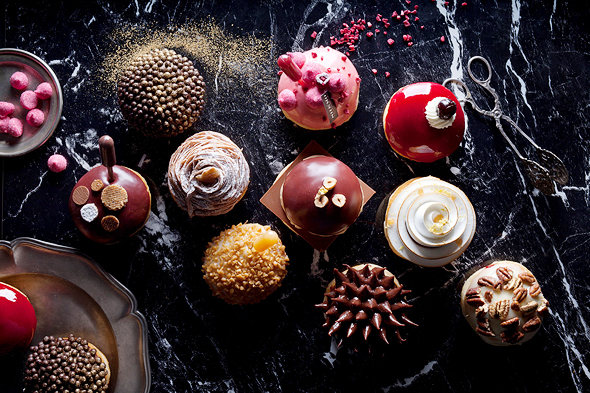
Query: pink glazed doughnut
xmin=277 ymin=47 xmax=360 ymax=130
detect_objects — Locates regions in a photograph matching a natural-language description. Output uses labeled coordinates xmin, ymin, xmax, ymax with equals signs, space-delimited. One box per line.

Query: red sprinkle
xmin=406 ymin=0 xmax=411 ymax=3
xmin=277 ymin=70 xmax=283 ymax=76
xmin=344 ymin=109 xmax=350 ymax=114
xmin=415 ymin=17 xmax=419 ymax=22
xmin=403 ymin=20 xmax=411 ymax=27
xmin=415 ymin=5 xmax=419 ymax=9
xmin=311 ymin=52 xmax=317 ymax=58
xmin=311 ymin=31 xmax=317 ymax=39
xmin=445 ymin=1 xmax=449 ymax=5
xmin=383 ymin=31 xmax=388 ymax=35
xmin=421 ymin=25 xmax=425 ymax=29
xmin=462 ymin=2 xmax=467 ymax=6
xmin=341 ymin=56 xmax=347 ymax=61
xmin=392 ymin=11 xmax=398 ymax=18
xmin=366 ymin=32 xmax=374 ymax=38
xmin=368 ymin=22 xmax=372 ymax=28
xmin=385 ymin=72 xmax=391 ymax=77
xmin=387 ymin=38 xmax=394 ymax=45
xmin=375 ymin=29 xmax=380 ymax=33
xmin=408 ymin=42 xmax=413 ymax=47
xmin=440 ymin=36 xmax=446 ymax=42
xmin=384 ymin=22 xmax=391 ymax=28
xmin=372 ymin=69 xmax=378 ymax=75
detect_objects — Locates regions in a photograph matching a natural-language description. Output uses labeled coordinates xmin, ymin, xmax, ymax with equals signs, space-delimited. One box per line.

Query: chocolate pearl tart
xmin=280 ymin=156 xmax=363 ymax=237
xmin=69 ymin=136 xmax=151 ymax=244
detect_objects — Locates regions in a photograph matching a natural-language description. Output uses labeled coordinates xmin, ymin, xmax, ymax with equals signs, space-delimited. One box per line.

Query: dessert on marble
xmin=47 ymin=154 xmax=67 ymax=172
xmin=24 ymin=334 xmax=110 ymax=392
xmin=168 ymin=131 xmax=250 ymax=217
xmin=117 ymin=47 xmax=205 ymax=138
xmin=277 ymin=47 xmax=360 ymax=130
xmin=69 ymin=135 xmax=151 ymax=244
xmin=202 ymin=223 xmax=289 ymax=305
xmin=0 ymin=282 xmax=37 ymax=356
xmin=315 ymin=263 xmax=417 ymax=351
xmin=280 ymin=155 xmax=363 ymax=237
xmin=383 ymin=82 xmax=465 ymax=162
xmin=384 ymin=176 xmax=476 ymax=267
xmin=460 ymin=261 xmax=549 ymax=346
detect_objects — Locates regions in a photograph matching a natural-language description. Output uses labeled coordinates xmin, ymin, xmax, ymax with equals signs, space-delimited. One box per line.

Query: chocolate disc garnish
xmin=91 ymin=179 xmax=105 ymax=192
xmin=72 ymin=186 xmax=90 ymax=205
xmin=101 ymin=185 xmax=128 ymax=211
xmin=101 ymin=215 xmax=120 ymax=232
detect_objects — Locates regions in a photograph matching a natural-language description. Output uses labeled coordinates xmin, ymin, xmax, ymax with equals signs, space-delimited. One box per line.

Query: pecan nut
xmin=529 ymin=283 xmax=541 ymax=298
xmin=489 ymin=299 xmax=510 ymax=320
xmin=520 ymin=301 xmax=539 ymax=316
xmin=466 ymin=287 xmax=485 ymax=307
xmin=484 ymin=290 xmax=493 ymax=303
xmin=476 ymin=318 xmax=495 ymax=337
xmin=500 ymin=317 xmax=520 ymax=329
xmin=513 ymin=287 xmax=528 ymax=303
xmin=496 ymin=266 xmax=513 ymax=283
xmin=501 ymin=329 xmax=524 ymax=344
xmin=522 ymin=316 xmax=541 ymax=332
xmin=477 ymin=276 xmax=501 ymax=290
xmin=518 ymin=271 xmax=536 ymax=284
xmin=503 ymin=276 xmax=523 ymax=291
xmin=537 ymin=299 xmax=550 ymax=317
xmin=475 ymin=304 xmax=489 ymax=318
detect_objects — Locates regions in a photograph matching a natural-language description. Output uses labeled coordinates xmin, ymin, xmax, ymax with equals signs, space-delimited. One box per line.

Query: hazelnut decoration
xmin=117 ymin=48 xmax=205 ymax=137
xmin=24 ymin=334 xmax=110 ymax=393
xmin=202 ymin=223 xmax=289 ymax=305
xmin=315 ymin=264 xmax=418 ymax=352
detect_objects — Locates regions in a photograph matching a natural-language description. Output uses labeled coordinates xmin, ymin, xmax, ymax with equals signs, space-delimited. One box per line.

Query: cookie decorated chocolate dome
xmin=117 ymin=48 xmax=205 ymax=137
xmin=24 ymin=334 xmax=110 ymax=393
xmin=315 ymin=263 xmax=418 ymax=351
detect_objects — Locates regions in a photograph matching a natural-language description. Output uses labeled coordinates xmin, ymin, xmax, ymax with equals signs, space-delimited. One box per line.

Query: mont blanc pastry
xmin=460 ymin=261 xmax=549 ymax=346
xmin=117 ymin=48 xmax=205 ymax=137
xmin=0 ymin=282 xmax=37 ymax=356
xmin=24 ymin=334 xmax=111 ymax=392
xmin=168 ymin=131 xmax=250 ymax=217
xmin=277 ymin=47 xmax=360 ymax=130
xmin=69 ymin=136 xmax=151 ymax=244
xmin=280 ymin=155 xmax=363 ymax=237
xmin=315 ymin=263 xmax=418 ymax=351
xmin=383 ymin=82 xmax=465 ymax=162
xmin=202 ymin=223 xmax=289 ymax=305
xmin=384 ymin=176 xmax=476 ymax=267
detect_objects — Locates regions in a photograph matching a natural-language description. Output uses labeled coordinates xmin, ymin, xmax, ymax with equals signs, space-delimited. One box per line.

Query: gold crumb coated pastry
xmin=202 ymin=223 xmax=289 ymax=305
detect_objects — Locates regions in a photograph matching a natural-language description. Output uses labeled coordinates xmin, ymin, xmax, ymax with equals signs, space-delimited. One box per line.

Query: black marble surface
xmin=2 ymin=1 xmax=590 ymax=392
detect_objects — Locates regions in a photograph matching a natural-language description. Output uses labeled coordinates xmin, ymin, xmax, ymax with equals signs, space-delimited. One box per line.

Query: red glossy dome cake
xmin=383 ymin=82 xmax=465 ymax=163
xmin=0 ymin=282 xmax=37 ymax=356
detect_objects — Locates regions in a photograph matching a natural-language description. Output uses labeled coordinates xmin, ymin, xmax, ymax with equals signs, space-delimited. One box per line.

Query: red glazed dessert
xmin=383 ymin=82 xmax=465 ymax=163
xmin=0 ymin=282 xmax=37 ymax=356
xmin=280 ymin=156 xmax=363 ymax=236
xmin=277 ymin=47 xmax=360 ymax=130
xmin=69 ymin=136 xmax=151 ymax=244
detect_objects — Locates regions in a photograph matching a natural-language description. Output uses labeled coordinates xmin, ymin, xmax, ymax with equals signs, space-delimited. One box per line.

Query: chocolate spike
xmin=359 ymin=264 xmax=372 ymax=279
xmin=401 ymin=313 xmax=419 ymax=327
xmin=367 ymin=271 xmax=379 ymax=288
xmin=385 ymin=286 xmax=403 ymax=301
xmin=395 ymin=329 xmax=406 ymax=343
xmin=362 ymin=324 xmax=372 ymax=340
xmin=337 ymin=338 xmax=345 ymax=348
xmin=372 ymin=287 xmax=387 ymax=300
xmin=371 ymin=313 xmax=382 ymax=330
xmin=355 ymin=310 xmax=369 ymax=320
xmin=334 ymin=268 xmax=349 ymax=286
xmin=328 ymin=321 xmax=342 ymax=336
xmin=334 ymin=285 xmax=347 ymax=295
xmin=325 ymin=290 xmax=337 ymax=299
xmin=401 ymin=289 xmax=412 ymax=296
xmin=336 ymin=310 xmax=354 ymax=323
xmin=326 ymin=305 xmax=339 ymax=316
xmin=361 ymin=298 xmax=378 ymax=311
xmin=315 ymin=302 xmax=330 ymax=311
xmin=377 ymin=301 xmax=393 ymax=315
xmin=383 ymin=314 xmax=404 ymax=327
xmin=322 ymin=316 xmax=331 ymax=327
xmin=379 ymin=327 xmax=389 ymax=344
xmin=350 ymin=297 xmax=362 ymax=309
xmin=347 ymin=322 xmax=358 ymax=337
xmin=378 ymin=274 xmax=396 ymax=289
xmin=333 ymin=295 xmax=352 ymax=308
xmin=390 ymin=301 xmax=412 ymax=311
xmin=343 ymin=264 xmax=357 ymax=284
xmin=343 ymin=282 xmax=360 ymax=297
xmin=373 ymin=266 xmax=387 ymax=279
xmin=357 ymin=284 xmax=371 ymax=300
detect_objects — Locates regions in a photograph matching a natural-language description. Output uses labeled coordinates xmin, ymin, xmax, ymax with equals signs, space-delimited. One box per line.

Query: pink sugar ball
xmin=301 ymin=62 xmax=323 ymax=86
xmin=278 ymin=89 xmax=297 ymax=111
xmin=327 ymin=73 xmax=347 ymax=93
xmin=0 ymin=101 xmax=15 ymax=118
xmin=305 ymin=86 xmax=324 ymax=109
xmin=35 ymin=82 xmax=53 ymax=99
xmin=10 ymin=71 xmax=29 ymax=90
xmin=8 ymin=118 xmax=23 ymax=137
xmin=20 ymin=90 xmax=38 ymax=110
xmin=287 ymin=52 xmax=306 ymax=69
xmin=26 ymin=108 xmax=45 ymax=127
xmin=47 ymin=154 xmax=67 ymax=173
xmin=0 ymin=117 xmax=10 ymax=133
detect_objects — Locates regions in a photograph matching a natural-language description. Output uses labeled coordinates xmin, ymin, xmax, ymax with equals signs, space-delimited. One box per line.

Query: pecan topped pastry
xmin=460 ymin=260 xmax=549 ymax=346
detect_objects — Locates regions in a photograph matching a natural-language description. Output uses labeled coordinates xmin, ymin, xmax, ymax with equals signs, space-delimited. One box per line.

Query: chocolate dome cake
xmin=117 ymin=47 xmax=205 ymax=137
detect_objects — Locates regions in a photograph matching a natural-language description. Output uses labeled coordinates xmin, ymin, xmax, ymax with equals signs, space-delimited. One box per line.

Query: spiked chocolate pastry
xmin=69 ymin=135 xmax=151 ymax=244
xmin=117 ymin=47 xmax=205 ymax=137
xmin=24 ymin=334 xmax=110 ymax=393
xmin=460 ymin=260 xmax=549 ymax=346
xmin=202 ymin=223 xmax=289 ymax=305
xmin=315 ymin=263 xmax=418 ymax=351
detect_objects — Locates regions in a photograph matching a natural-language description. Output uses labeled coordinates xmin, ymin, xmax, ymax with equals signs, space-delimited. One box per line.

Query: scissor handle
xmin=467 ymin=56 xmax=492 ymax=85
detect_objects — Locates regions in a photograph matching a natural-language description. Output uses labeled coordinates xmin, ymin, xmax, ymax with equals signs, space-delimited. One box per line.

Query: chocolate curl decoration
xmin=99 ymin=135 xmax=116 ymax=182
xmin=277 ymin=55 xmax=306 ymax=88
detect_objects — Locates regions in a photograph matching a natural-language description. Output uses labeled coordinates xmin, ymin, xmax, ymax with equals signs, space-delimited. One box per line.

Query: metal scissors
xmin=443 ymin=56 xmax=568 ymax=195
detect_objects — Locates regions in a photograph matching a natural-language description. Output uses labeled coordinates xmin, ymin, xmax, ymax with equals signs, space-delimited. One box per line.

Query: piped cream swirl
xmin=425 ymin=97 xmax=456 ymax=129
